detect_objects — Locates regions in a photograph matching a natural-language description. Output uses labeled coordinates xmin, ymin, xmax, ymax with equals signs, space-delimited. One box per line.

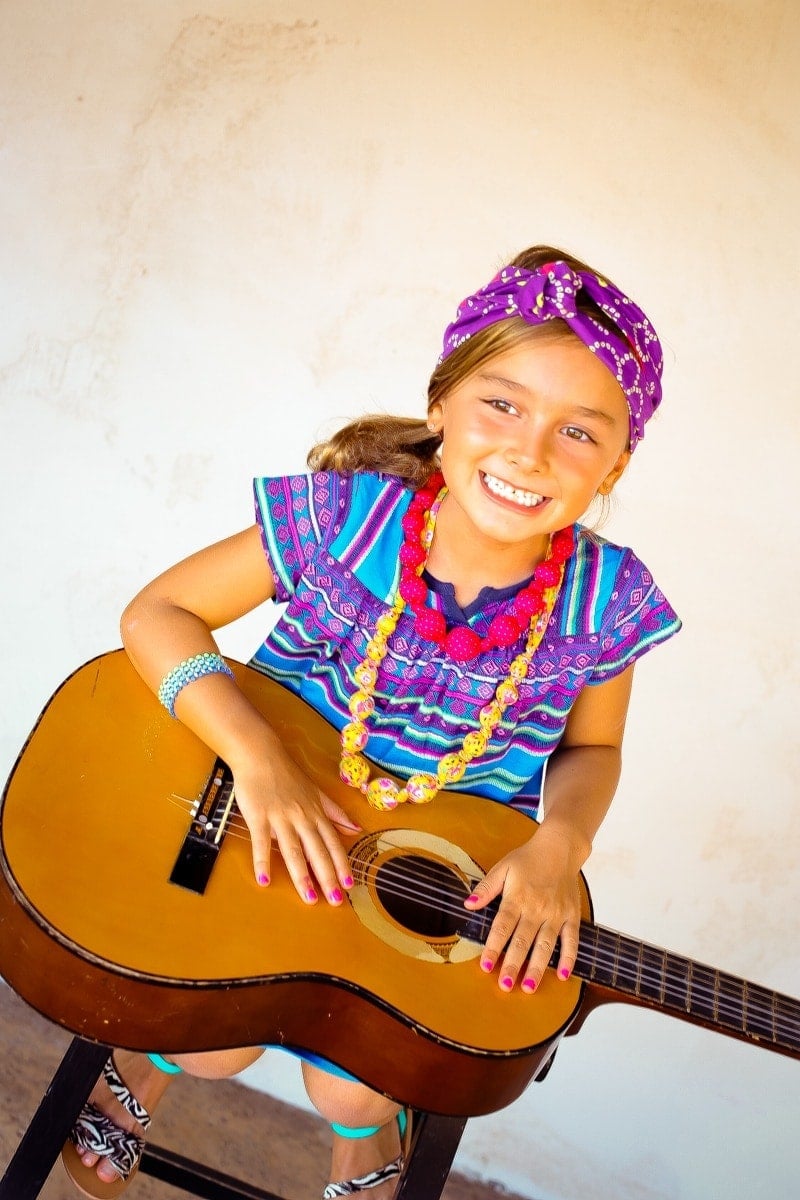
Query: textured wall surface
xmin=2 ymin=3 xmax=799 ymax=1197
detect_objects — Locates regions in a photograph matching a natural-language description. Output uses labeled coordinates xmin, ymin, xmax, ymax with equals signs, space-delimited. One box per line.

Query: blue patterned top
xmin=250 ymin=471 xmax=681 ymax=817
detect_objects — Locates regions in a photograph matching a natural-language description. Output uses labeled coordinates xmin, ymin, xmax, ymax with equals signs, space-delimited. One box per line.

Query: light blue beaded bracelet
xmin=157 ymin=652 xmax=234 ymax=718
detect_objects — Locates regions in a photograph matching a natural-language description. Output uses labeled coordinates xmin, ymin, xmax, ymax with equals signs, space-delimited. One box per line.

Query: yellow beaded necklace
xmin=338 ymin=483 xmax=569 ymax=811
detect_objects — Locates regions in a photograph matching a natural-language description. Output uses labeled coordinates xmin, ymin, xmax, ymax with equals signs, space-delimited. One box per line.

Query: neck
xmin=426 ymin=495 xmax=551 ymax=606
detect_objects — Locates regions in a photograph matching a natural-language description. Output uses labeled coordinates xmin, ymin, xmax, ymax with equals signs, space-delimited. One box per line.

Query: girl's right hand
xmin=229 ymin=742 xmax=360 ymax=907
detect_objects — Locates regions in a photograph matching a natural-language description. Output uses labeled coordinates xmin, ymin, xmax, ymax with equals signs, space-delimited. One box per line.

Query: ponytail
xmin=307 ymin=414 xmax=442 ymax=487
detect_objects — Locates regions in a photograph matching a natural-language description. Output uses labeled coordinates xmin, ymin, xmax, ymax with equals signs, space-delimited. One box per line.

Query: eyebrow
xmin=568 ymin=405 xmax=620 ymax=427
xmin=477 ymin=374 xmax=621 ymax=426
xmin=478 ymin=373 xmax=528 ymax=392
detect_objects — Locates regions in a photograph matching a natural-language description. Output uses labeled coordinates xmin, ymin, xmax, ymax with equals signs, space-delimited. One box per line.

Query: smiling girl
xmin=63 ymin=246 xmax=680 ymax=1199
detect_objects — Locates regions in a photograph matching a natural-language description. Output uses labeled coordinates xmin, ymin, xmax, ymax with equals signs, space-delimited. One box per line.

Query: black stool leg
xmin=0 ymin=1036 xmax=109 ymax=1200
xmin=395 ymin=1112 xmax=467 ymax=1200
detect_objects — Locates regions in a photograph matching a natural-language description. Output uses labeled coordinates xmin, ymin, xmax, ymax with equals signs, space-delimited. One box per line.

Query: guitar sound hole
xmin=375 ymin=855 xmax=471 ymax=939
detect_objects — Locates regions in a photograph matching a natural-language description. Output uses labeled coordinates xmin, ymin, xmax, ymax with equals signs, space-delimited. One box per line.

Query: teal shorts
xmin=268 ymin=1044 xmax=358 ymax=1081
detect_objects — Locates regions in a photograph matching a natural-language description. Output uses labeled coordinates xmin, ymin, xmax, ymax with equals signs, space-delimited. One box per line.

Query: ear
xmin=427 ymin=400 xmax=444 ymax=434
xmin=597 ymin=449 xmax=630 ymax=496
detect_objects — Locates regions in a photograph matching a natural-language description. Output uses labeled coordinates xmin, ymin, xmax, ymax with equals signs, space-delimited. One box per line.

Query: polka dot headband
xmin=440 ymin=259 xmax=663 ymax=451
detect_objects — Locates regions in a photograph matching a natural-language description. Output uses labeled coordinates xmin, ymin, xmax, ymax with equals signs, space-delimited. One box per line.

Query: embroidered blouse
xmin=251 ymin=471 xmax=681 ymax=817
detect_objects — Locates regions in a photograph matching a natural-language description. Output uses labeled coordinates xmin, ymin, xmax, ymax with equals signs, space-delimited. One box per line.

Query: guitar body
xmin=0 ymin=651 xmax=588 ymax=1116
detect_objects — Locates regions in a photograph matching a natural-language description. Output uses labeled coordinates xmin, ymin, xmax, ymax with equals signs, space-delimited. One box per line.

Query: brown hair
xmin=307 ymin=244 xmax=625 ymax=487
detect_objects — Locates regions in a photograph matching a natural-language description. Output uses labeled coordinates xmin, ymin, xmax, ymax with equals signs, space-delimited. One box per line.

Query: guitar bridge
xmin=169 ymin=758 xmax=235 ymax=894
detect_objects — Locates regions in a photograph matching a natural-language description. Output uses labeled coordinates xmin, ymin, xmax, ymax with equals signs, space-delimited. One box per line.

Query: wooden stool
xmin=0 ymin=1038 xmax=467 ymax=1200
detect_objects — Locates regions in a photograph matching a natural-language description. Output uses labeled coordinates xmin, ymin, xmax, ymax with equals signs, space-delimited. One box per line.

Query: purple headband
xmin=440 ymin=260 xmax=663 ymax=451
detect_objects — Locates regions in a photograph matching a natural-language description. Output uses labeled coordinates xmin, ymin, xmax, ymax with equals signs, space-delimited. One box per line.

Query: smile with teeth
xmin=482 ymin=472 xmax=547 ymax=508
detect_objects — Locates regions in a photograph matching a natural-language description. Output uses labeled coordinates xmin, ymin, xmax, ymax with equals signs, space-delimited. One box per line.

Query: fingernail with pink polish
xmin=342 ymin=875 xmax=354 ymax=889
xmin=522 ymin=977 xmax=537 ymax=992
xmin=329 ymin=888 xmax=343 ymax=903
xmin=465 ymin=894 xmax=480 ymax=904
xmin=305 ymin=887 xmax=318 ymax=902
xmin=500 ymin=975 xmax=514 ymax=991
xmin=559 ymin=967 xmax=571 ymax=980
xmin=257 ymin=873 xmax=270 ymax=886
xmin=481 ymin=958 xmax=494 ymax=973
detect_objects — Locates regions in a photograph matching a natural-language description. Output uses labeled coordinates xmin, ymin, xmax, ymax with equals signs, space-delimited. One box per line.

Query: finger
xmin=519 ymin=924 xmax=560 ymax=993
xmin=274 ymin=831 xmax=319 ymax=904
xmin=496 ymin=924 xmax=541 ymax=992
xmin=554 ymin=922 xmax=580 ymax=983
xmin=250 ymin=824 xmax=273 ymax=888
xmin=317 ymin=791 xmax=357 ymax=889
xmin=479 ymin=901 xmax=522 ymax=977
xmin=313 ymin=816 xmax=356 ymax=896
xmin=299 ymin=822 xmax=351 ymax=906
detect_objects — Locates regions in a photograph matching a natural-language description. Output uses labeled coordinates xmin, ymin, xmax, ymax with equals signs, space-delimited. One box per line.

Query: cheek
xmin=440 ymin=414 xmax=486 ymax=454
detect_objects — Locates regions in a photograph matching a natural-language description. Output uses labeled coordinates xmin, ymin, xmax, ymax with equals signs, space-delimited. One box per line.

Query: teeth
xmin=483 ymin=473 xmax=544 ymax=508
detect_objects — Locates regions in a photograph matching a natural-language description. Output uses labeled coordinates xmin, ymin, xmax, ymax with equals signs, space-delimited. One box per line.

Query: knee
xmin=302 ymin=1063 xmax=399 ymax=1129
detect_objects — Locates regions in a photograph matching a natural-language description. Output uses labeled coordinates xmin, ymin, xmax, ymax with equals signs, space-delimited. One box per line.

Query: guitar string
xmin=337 ymin=866 xmax=800 ymax=1039
xmin=168 ymin=798 xmax=799 ymax=1039
xmin=169 ymin=798 xmax=800 ymax=1038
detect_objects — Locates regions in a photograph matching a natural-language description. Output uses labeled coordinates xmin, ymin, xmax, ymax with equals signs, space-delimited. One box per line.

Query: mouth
xmin=481 ymin=471 xmax=549 ymax=510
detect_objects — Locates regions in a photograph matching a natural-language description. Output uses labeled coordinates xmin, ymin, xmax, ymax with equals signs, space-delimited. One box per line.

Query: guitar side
xmin=0 ymin=650 xmax=586 ymax=1116
xmin=5 ymin=652 xmax=796 ymax=1115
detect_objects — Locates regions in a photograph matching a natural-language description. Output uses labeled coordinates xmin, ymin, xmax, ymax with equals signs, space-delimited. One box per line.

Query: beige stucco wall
xmin=2 ymin=3 xmax=799 ymax=1196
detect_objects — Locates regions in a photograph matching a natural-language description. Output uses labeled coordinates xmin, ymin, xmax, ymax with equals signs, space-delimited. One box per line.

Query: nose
xmin=505 ymin=422 xmax=549 ymax=472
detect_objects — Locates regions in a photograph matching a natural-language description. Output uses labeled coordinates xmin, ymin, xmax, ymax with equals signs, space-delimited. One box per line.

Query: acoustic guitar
xmin=0 ymin=651 xmax=797 ymax=1117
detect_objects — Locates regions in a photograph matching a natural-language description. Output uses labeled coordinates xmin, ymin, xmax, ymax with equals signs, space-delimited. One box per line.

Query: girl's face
xmin=428 ymin=337 xmax=630 ymax=568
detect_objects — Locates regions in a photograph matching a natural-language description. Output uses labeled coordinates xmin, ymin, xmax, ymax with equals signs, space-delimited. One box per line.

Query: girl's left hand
xmin=463 ymin=831 xmax=582 ymax=993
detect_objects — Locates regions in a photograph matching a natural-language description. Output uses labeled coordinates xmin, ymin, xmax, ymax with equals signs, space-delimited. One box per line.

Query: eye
xmin=483 ymin=397 xmax=519 ymax=416
xmin=562 ymin=425 xmax=595 ymax=444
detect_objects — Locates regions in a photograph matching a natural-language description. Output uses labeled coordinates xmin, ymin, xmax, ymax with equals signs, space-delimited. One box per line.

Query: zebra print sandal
xmin=60 ymin=1056 xmax=152 ymax=1198
xmin=323 ymin=1109 xmax=411 ymax=1197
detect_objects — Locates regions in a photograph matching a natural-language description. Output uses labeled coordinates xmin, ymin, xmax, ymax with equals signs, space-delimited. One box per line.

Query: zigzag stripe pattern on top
xmin=251 ymin=472 xmax=680 ymax=815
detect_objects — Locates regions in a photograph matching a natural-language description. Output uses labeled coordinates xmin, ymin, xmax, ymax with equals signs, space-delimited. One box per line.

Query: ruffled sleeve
xmin=252 ymin=472 xmax=344 ymax=602
xmin=589 ymin=546 xmax=681 ymax=682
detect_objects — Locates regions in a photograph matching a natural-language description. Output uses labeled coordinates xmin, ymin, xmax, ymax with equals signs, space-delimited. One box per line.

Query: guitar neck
xmin=574 ymin=922 xmax=800 ymax=1059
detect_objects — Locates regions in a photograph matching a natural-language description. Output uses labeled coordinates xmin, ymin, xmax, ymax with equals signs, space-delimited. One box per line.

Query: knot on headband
xmin=441 ymin=260 xmax=664 ymax=451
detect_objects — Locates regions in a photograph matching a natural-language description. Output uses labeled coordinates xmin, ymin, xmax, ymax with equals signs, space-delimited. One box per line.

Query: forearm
xmin=120 ymin=594 xmax=282 ymax=772
xmin=535 ymin=743 xmax=622 ymax=872
xmin=119 ymin=528 xmax=356 ymax=898
xmin=468 ymin=668 xmax=632 ymax=989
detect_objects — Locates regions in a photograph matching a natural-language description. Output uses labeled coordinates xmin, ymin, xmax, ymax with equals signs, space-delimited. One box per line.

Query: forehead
xmin=471 ymin=339 xmax=629 ymax=417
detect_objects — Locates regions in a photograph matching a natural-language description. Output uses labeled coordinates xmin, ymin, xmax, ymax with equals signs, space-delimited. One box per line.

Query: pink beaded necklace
xmin=338 ymin=474 xmax=574 ymax=810
xmin=398 ymin=472 xmax=574 ymax=662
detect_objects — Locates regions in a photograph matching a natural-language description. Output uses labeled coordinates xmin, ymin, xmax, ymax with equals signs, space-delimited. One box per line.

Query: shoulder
xmin=559 ymin=526 xmax=677 ymax=635
xmin=253 ymin=471 xmax=413 ymax=594
xmin=253 ymin=470 xmax=409 ymax=530
xmin=254 ymin=469 xmax=408 ymax=508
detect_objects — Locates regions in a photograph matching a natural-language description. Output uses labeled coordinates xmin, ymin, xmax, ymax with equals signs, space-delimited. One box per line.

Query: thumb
xmin=464 ymin=865 xmax=505 ymax=910
xmin=320 ymin=791 xmax=362 ymax=832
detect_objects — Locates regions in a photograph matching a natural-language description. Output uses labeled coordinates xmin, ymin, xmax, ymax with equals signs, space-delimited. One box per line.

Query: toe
xmin=96 ymin=1159 xmax=122 ymax=1183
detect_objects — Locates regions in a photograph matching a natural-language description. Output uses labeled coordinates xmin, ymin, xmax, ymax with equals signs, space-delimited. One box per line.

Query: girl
xmin=63 ymin=245 xmax=680 ymax=1199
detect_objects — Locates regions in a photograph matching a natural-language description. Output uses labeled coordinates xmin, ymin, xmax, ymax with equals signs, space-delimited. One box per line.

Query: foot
xmin=65 ymin=1051 xmax=175 ymax=1191
xmin=325 ymin=1115 xmax=405 ymax=1198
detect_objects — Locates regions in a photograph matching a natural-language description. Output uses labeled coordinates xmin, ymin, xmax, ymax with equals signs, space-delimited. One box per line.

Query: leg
xmin=303 ymin=1063 xmax=406 ymax=1199
xmin=63 ymin=1046 xmax=265 ymax=1196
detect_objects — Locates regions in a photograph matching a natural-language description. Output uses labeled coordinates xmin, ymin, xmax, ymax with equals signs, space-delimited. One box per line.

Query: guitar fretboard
xmin=575 ymin=923 xmax=800 ymax=1058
